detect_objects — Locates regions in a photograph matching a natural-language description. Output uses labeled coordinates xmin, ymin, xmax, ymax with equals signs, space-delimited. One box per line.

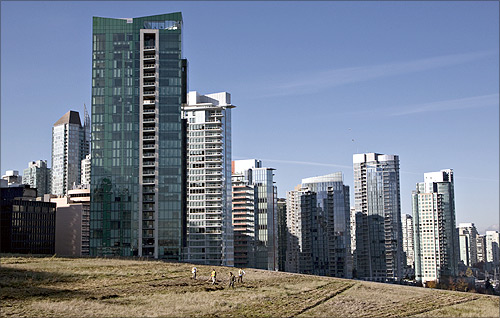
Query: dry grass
xmin=1 ymin=255 xmax=498 ymax=317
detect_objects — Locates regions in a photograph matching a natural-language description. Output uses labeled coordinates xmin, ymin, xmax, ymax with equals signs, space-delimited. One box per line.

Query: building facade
xmin=302 ymin=172 xmax=351 ymax=278
xmin=81 ymin=154 xmax=91 ymax=187
xmin=286 ymin=188 xmax=317 ymax=274
xmin=458 ymin=223 xmax=478 ymax=267
xmin=413 ymin=169 xmax=459 ymax=283
xmin=183 ymin=91 xmax=234 ymax=266
xmin=23 ymin=160 xmax=51 ymax=196
xmin=90 ymin=13 xmax=188 ymax=259
xmin=52 ymin=188 xmax=91 ymax=256
xmin=402 ymin=214 xmax=415 ymax=268
xmin=0 ymin=185 xmax=56 ymax=254
xmin=485 ymin=231 xmax=500 ymax=266
xmin=277 ymin=198 xmax=287 ymax=272
xmin=2 ymin=170 xmax=23 ymax=186
xmin=51 ymin=110 xmax=90 ymax=196
xmin=477 ymin=234 xmax=487 ymax=263
xmin=232 ymin=159 xmax=277 ymax=270
xmin=353 ymin=153 xmax=403 ymax=282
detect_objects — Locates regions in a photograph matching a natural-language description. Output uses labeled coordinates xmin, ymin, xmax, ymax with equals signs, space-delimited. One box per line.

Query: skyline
xmin=1 ymin=1 xmax=498 ymax=234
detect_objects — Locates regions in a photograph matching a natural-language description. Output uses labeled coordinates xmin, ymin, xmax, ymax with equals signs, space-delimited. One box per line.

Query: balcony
xmin=144 ymin=54 xmax=155 ymax=60
xmin=143 ymin=127 xmax=155 ymax=131
xmin=142 ymin=135 xmax=155 ymax=140
xmin=143 ymin=177 xmax=155 ymax=184
xmin=143 ymin=91 xmax=155 ymax=96
xmin=143 ymin=118 xmax=156 ymax=123
xmin=144 ymin=64 xmax=156 ymax=69
xmin=143 ymin=82 xmax=156 ymax=87
xmin=144 ymin=72 xmax=155 ymax=78
xmin=143 ymin=153 xmax=156 ymax=158
xmin=144 ymin=46 xmax=155 ymax=51
xmin=143 ymin=100 xmax=155 ymax=105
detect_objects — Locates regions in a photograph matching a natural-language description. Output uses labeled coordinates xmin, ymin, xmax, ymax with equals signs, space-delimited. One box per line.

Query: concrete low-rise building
xmin=52 ymin=188 xmax=90 ymax=256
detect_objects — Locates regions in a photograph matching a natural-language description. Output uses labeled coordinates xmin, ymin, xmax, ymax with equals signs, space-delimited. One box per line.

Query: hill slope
xmin=1 ymin=255 xmax=498 ymax=317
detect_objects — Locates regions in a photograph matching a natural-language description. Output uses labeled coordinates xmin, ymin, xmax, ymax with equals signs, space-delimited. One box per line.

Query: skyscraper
xmin=353 ymin=153 xmax=403 ymax=282
xmin=90 ymin=13 xmax=188 ymax=259
xmin=302 ymin=172 xmax=351 ymax=278
xmin=51 ymin=110 xmax=90 ymax=195
xmin=286 ymin=187 xmax=317 ymax=274
xmin=477 ymin=234 xmax=487 ymax=263
xmin=413 ymin=169 xmax=459 ymax=283
xmin=183 ymin=91 xmax=234 ymax=266
xmin=277 ymin=198 xmax=287 ymax=272
xmin=23 ymin=160 xmax=51 ymax=196
xmin=401 ymin=214 xmax=415 ymax=268
xmin=458 ymin=223 xmax=478 ymax=267
xmin=232 ymin=159 xmax=277 ymax=270
xmin=485 ymin=231 xmax=500 ymax=266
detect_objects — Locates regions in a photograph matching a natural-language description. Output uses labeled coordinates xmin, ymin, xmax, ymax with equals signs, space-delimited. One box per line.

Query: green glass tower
xmin=90 ymin=13 xmax=187 ymax=259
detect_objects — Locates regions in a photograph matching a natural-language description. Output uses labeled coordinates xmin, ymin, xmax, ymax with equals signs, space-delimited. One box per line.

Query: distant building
xmin=350 ymin=207 xmax=357 ymax=276
xmin=413 ymin=169 xmax=459 ymax=283
xmin=232 ymin=172 xmax=256 ymax=268
xmin=458 ymin=223 xmax=478 ymax=267
xmin=485 ymin=231 xmax=500 ymax=266
xmin=277 ymin=198 xmax=287 ymax=272
xmin=51 ymin=109 xmax=90 ymax=196
xmin=22 ymin=160 xmax=51 ymax=196
xmin=0 ymin=185 xmax=56 ymax=254
xmin=232 ymin=159 xmax=277 ymax=271
xmin=402 ymin=214 xmax=415 ymax=268
xmin=353 ymin=153 xmax=403 ymax=282
xmin=2 ymin=170 xmax=23 ymax=186
xmin=302 ymin=172 xmax=351 ymax=278
xmin=286 ymin=187 xmax=317 ymax=274
xmin=183 ymin=91 xmax=234 ymax=266
xmin=477 ymin=234 xmax=487 ymax=263
xmin=52 ymin=188 xmax=90 ymax=256
xmin=80 ymin=154 xmax=91 ymax=187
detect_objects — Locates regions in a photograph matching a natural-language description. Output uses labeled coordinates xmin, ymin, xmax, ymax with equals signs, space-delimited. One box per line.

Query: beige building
xmin=52 ymin=188 xmax=90 ymax=256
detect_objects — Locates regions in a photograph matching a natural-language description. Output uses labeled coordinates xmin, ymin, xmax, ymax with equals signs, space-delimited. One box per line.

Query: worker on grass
xmin=228 ymin=272 xmax=236 ymax=288
xmin=191 ymin=266 xmax=197 ymax=280
xmin=238 ymin=268 xmax=245 ymax=283
xmin=211 ymin=269 xmax=217 ymax=285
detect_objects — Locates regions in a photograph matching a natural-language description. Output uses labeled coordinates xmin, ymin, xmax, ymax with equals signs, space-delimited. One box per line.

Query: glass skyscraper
xmin=302 ymin=172 xmax=351 ymax=278
xmin=90 ymin=13 xmax=187 ymax=259
xmin=353 ymin=153 xmax=403 ymax=282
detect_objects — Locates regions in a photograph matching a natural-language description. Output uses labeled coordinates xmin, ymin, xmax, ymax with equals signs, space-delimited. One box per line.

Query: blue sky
xmin=1 ymin=1 xmax=498 ymax=233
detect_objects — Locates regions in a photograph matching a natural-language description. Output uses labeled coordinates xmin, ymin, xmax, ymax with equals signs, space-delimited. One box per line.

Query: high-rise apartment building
xmin=51 ymin=110 xmax=90 ymax=196
xmin=458 ymin=223 xmax=478 ymax=267
xmin=353 ymin=153 xmax=403 ymax=282
xmin=413 ymin=169 xmax=459 ymax=283
xmin=485 ymin=231 xmax=500 ymax=265
xmin=286 ymin=187 xmax=317 ymax=274
xmin=232 ymin=172 xmax=256 ymax=268
xmin=90 ymin=13 xmax=188 ymax=259
xmin=232 ymin=159 xmax=277 ymax=270
xmin=81 ymin=154 xmax=91 ymax=187
xmin=302 ymin=172 xmax=351 ymax=278
xmin=477 ymin=234 xmax=487 ymax=263
xmin=277 ymin=198 xmax=287 ymax=272
xmin=183 ymin=91 xmax=234 ymax=266
xmin=402 ymin=214 xmax=415 ymax=268
xmin=23 ymin=160 xmax=51 ymax=196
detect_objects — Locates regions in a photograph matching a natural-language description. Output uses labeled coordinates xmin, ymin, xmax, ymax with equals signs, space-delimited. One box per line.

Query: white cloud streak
xmin=266 ymin=50 xmax=496 ymax=97
xmin=388 ymin=93 xmax=499 ymax=116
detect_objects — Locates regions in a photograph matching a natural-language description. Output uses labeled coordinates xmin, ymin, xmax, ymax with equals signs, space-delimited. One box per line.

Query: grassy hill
xmin=1 ymin=255 xmax=498 ymax=317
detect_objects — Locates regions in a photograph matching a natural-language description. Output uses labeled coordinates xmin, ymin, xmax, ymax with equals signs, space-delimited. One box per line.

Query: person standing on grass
xmin=191 ymin=266 xmax=197 ymax=280
xmin=228 ymin=272 xmax=236 ymax=288
xmin=238 ymin=268 xmax=245 ymax=283
xmin=211 ymin=269 xmax=217 ymax=285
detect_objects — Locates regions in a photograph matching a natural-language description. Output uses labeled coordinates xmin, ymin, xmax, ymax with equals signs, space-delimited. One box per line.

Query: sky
xmin=1 ymin=1 xmax=498 ymax=233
